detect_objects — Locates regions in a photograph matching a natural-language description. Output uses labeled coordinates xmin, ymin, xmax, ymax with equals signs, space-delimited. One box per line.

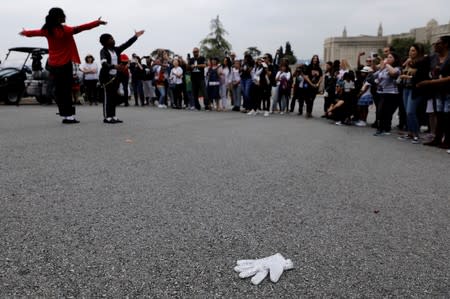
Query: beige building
xmin=323 ymin=20 xmax=450 ymax=68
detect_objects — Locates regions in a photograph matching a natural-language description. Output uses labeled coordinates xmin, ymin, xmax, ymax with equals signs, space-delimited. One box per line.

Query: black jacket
xmin=99 ymin=35 xmax=137 ymax=84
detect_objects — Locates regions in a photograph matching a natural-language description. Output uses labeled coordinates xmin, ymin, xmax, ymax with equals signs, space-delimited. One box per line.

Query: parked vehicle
xmin=0 ymin=47 xmax=54 ymax=105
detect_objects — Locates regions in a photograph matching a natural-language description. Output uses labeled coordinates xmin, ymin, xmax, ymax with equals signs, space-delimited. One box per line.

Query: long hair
xmin=42 ymin=7 xmax=65 ymax=36
xmin=389 ymin=52 xmax=401 ymax=68
xmin=223 ymin=57 xmax=232 ymax=71
xmin=310 ymin=55 xmax=320 ymax=66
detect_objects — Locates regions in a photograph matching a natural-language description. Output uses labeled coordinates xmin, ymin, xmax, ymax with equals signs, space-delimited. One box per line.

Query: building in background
xmin=323 ymin=19 xmax=450 ymax=68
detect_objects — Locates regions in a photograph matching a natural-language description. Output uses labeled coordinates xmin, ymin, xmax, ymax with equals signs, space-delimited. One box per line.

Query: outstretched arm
xmin=117 ymin=30 xmax=145 ymax=53
xmin=19 ymin=28 xmax=45 ymax=37
xmin=73 ymin=17 xmax=107 ymax=34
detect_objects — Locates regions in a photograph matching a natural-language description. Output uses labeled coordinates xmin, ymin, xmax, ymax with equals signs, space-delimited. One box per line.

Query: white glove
xmin=234 ymin=253 xmax=294 ymax=285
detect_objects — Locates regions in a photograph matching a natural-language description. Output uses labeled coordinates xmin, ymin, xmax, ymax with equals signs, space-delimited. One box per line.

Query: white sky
xmin=2 ymin=0 xmax=449 ymax=63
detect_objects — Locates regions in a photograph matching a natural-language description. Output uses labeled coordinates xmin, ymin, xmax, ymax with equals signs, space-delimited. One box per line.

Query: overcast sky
xmin=2 ymin=0 xmax=449 ymax=63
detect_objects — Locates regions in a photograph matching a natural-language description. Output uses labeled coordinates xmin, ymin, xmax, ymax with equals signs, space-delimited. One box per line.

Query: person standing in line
xmin=189 ymin=48 xmax=207 ymax=110
xmin=129 ymin=54 xmax=146 ymax=106
xmin=291 ymin=64 xmax=308 ymax=116
xmin=79 ymin=54 xmax=99 ymax=105
xmin=275 ymin=63 xmax=291 ymax=115
xmin=117 ymin=53 xmax=130 ymax=106
xmin=372 ymin=53 xmax=402 ymax=136
xmin=142 ymin=56 xmax=155 ymax=106
xmin=240 ymin=54 xmax=255 ymax=113
xmin=20 ymin=7 xmax=106 ymax=124
xmin=219 ymin=56 xmax=232 ymax=111
xmin=304 ymin=55 xmax=323 ymax=118
xmin=398 ymin=43 xmax=428 ymax=144
xmin=230 ymin=60 xmax=242 ymax=111
xmin=169 ymin=58 xmax=184 ymax=109
xmin=207 ymin=57 xmax=221 ymax=111
xmin=99 ymin=30 xmax=145 ymax=123
xmin=418 ymin=36 xmax=450 ymax=150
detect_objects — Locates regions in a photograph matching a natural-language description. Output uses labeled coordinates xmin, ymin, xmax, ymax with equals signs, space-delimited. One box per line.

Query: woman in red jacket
xmin=20 ymin=7 xmax=106 ymax=124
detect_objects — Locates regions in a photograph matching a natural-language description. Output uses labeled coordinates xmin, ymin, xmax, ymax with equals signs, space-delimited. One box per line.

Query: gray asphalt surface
xmin=0 ymin=99 xmax=449 ymax=298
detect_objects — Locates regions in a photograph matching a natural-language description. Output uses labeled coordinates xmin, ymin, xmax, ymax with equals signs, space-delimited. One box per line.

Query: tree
xmin=245 ymin=47 xmax=261 ymax=59
xmin=390 ymin=37 xmax=416 ymax=61
xmin=150 ymin=48 xmax=174 ymax=59
xmin=282 ymin=42 xmax=297 ymax=65
xmin=199 ymin=15 xmax=232 ymax=60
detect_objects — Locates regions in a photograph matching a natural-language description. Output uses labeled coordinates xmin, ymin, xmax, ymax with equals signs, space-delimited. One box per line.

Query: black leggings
xmin=50 ymin=62 xmax=74 ymax=117
xmin=377 ymin=93 xmax=400 ymax=132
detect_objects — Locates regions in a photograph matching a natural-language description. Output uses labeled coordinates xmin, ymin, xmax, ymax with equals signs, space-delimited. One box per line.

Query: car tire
xmin=4 ymin=89 xmax=23 ymax=105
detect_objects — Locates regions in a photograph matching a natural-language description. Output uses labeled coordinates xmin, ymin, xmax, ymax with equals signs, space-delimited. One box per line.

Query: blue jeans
xmin=157 ymin=85 xmax=166 ymax=105
xmin=404 ymin=88 xmax=421 ymax=135
xmin=241 ymin=78 xmax=253 ymax=109
xmin=232 ymin=84 xmax=241 ymax=107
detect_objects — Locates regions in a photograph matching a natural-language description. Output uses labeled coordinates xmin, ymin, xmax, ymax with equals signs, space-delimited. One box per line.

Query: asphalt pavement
xmin=0 ymin=100 xmax=449 ymax=298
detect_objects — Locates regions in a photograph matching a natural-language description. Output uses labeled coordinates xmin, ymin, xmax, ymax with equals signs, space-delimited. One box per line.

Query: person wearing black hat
xmin=99 ymin=30 xmax=145 ymax=123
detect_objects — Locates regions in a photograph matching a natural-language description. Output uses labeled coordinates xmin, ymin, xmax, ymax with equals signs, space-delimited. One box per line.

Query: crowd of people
xmin=76 ymin=38 xmax=450 ymax=153
xmin=19 ymin=8 xmax=450 ymax=154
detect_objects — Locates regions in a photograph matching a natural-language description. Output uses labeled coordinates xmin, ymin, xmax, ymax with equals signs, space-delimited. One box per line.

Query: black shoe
xmin=62 ymin=119 xmax=80 ymax=124
xmin=113 ymin=118 xmax=123 ymax=123
xmin=103 ymin=118 xmax=116 ymax=124
xmin=423 ymin=140 xmax=440 ymax=146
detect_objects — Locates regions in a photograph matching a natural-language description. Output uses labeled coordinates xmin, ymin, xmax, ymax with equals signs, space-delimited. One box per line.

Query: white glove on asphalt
xmin=234 ymin=253 xmax=294 ymax=285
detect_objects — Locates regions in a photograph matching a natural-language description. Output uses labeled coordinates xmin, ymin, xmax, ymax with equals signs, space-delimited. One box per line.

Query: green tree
xmin=150 ymin=48 xmax=174 ymax=59
xmin=283 ymin=42 xmax=297 ymax=65
xmin=200 ymin=15 xmax=232 ymax=60
xmin=245 ymin=47 xmax=261 ymax=59
xmin=390 ymin=37 xmax=416 ymax=61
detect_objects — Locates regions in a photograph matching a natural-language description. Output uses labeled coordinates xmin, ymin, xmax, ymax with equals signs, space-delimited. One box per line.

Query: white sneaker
xmin=447 ymin=149 xmax=450 ymax=154
xmin=411 ymin=137 xmax=420 ymax=144
xmin=158 ymin=104 xmax=164 ymax=108
xmin=280 ymin=112 xmax=284 ymax=115
xmin=335 ymin=121 xmax=343 ymax=126
xmin=355 ymin=120 xmax=367 ymax=127
xmin=247 ymin=110 xmax=255 ymax=116
xmin=264 ymin=111 xmax=269 ymax=117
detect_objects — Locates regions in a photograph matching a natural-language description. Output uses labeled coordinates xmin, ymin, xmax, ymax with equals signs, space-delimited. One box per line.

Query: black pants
xmin=261 ymin=87 xmax=271 ymax=111
xmin=192 ymin=78 xmax=207 ymax=109
xmin=291 ymin=89 xmax=307 ymax=113
xmin=50 ymin=62 xmax=74 ymax=117
xmin=433 ymin=111 xmax=450 ymax=145
xmin=377 ymin=93 xmax=400 ymax=132
xmin=172 ymin=84 xmax=183 ymax=108
xmin=103 ymin=77 xmax=119 ymax=118
xmin=84 ymin=80 xmax=98 ymax=104
xmin=323 ymin=95 xmax=335 ymax=113
xmin=306 ymin=87 xmax=318 ymax=114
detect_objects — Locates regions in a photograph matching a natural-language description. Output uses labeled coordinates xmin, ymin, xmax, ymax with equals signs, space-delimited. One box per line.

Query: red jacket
xmin=22 ymin=20 xmax=101 ymax=67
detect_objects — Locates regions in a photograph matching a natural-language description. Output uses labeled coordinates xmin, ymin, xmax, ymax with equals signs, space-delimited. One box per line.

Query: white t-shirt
xmin=80 ymin=62 xmax=98 ymax=80
xmin=109 ymin=50 xmax=118 ymax=76
xmin=170 ymin=66 xmax=183 ymax=85
xmin=275 ymin=71 xmax=291 ymax=86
